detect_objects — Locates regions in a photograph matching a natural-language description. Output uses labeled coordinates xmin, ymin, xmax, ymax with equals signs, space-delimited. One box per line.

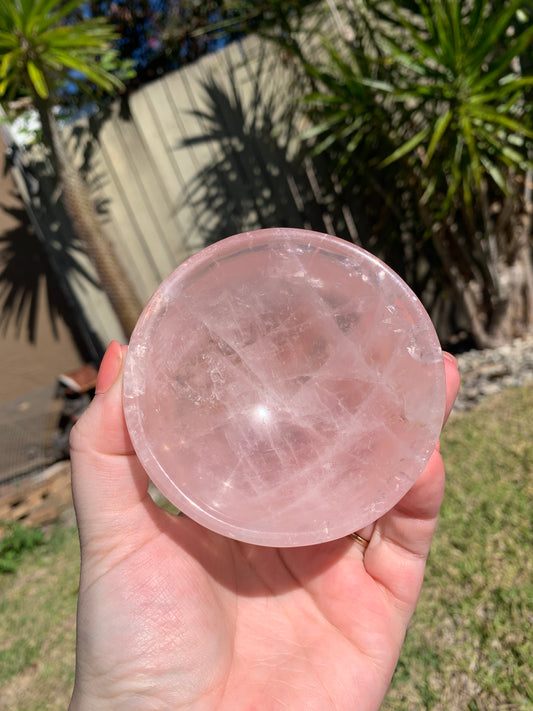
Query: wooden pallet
xmin=0 ymin=461 xmax=73 ymax=528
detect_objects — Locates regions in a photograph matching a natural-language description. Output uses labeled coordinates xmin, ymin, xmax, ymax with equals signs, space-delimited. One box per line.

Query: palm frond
xmin=379 ymin=127 xmax=431 ymax=168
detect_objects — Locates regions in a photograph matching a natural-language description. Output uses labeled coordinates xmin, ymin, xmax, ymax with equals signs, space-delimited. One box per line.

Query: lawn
xmin=1 ymin=385 xmax=532 ymax=710
xmin=0 ymin=521 xmax=79 ymax=710
xmin=384 ymin=385 xmax=533 ymax=710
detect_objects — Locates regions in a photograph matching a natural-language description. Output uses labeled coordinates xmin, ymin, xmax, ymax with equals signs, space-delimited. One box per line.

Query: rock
xmin=453 ymin=337 xmax=533 ymax=412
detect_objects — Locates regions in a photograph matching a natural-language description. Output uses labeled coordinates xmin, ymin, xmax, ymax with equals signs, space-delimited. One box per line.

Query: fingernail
xmin=443 ymin=351 xmax=458 ymax=368
xmin=95 ymin=341 xmax=123 ymax=394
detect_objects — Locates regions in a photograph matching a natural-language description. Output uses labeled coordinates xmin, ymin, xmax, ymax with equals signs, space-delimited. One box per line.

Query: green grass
xmin=384 ymin=385 xmax=533 ymax=710
xmin=0 ymin=523 xmax=79 ymax=710
xmin=1 ymin=385 xmax=532 ymax=710
xmin=0 ymin=521 xmax=45 ymax=574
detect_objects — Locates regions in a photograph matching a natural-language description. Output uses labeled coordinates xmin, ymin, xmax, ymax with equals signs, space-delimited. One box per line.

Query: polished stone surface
xmin=123 ymin=228 xmax=446 ymax=546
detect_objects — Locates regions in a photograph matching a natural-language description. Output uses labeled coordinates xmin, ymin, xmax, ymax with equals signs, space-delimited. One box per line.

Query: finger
xmin=442 ymin=351 xmax=460 ymax=424
xmin=362 ymin=448 xmax=444 ymax=616
xmin=71 ymin=341 xmax=133 ymax=457
xmin=69 ymin=342 xmax=152 ymax=534
xmin=355 ymin=352 xmax=460 ymax=610
xmin=352 ymin=350 xmax=460 ymax=548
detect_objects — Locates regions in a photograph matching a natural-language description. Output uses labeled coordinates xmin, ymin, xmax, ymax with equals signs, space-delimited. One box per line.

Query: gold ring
xmin=349 ymin=532 xmax=369 ymax=549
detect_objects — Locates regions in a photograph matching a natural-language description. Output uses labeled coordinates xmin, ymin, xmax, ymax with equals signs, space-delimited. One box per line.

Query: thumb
xmin=70 ymin=341 xmax=151 ymax=534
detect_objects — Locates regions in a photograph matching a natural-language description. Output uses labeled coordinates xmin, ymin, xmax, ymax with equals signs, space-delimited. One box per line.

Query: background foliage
xmin=2 ymin=1 xmax=533 ymax=348
xmin=249 ymin=0 xmax=533 ymax=347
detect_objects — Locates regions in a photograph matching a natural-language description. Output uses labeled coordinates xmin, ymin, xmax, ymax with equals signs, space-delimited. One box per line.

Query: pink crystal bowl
xmin=123 ymin=228 xmax=446 ymax=546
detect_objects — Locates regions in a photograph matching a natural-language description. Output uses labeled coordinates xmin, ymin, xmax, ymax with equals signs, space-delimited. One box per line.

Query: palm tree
xmin=0 ymin=0 xmax=142 ymax=338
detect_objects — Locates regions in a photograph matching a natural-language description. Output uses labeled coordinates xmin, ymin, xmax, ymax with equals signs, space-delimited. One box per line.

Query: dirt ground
xmin=0 ymin=136 xmax=82 ymax=403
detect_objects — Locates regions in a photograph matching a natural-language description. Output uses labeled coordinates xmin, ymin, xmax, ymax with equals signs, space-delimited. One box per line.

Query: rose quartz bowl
xmin=123 ymin=228 xmax=446 ymax=546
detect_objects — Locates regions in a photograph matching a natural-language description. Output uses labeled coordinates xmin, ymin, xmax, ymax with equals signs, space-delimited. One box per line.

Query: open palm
xmin=69 ymin=343 xmax=460 ymax=711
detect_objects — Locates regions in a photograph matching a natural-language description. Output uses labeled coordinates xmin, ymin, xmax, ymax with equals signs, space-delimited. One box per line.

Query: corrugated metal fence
xmin=3 ymin=33 xmax=361 ymax=355
xmin=57 ymin=35 xmax=359 ymax=348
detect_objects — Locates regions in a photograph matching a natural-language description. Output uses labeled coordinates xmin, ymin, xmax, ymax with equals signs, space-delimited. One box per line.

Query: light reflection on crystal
xmin=254 ymin=405 xmax=271 ymax=424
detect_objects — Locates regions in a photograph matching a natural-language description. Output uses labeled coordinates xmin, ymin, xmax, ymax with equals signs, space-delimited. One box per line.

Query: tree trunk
xmin=420 ymin=176 xmax=533 ymax=349
xmin=485 ymin=210 xmax=533 ymax=344
xmin=35 ymin=97 xmax=143 ymax=339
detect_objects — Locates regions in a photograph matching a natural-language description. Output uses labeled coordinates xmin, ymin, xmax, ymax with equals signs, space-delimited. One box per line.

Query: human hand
xmin=69 ymin=341 xmax=460 ymax=711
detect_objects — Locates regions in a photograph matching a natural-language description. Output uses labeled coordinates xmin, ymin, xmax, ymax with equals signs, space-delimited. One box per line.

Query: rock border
xmin=453 ymin=337 xmax=533 ymax=412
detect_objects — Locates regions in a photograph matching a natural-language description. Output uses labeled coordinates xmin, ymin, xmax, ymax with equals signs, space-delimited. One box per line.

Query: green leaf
xmin=47 ymin=49 xmax=124 ymax=92
xmin=338 ymin=127 xmax=368 ymax=167
xmin=428 ymin=0 xmax=456 ymax=67
xmin=471 ymin=76 xmax=533 ymax=103
xmin=388 ymin=82 xmax=452 ymax=101
xmin=426 ymin=110 xmax=453 ymax=163
xmin=414 ymin=0 xmax=438 ymax=41
xmin=360 ymin=78 xmax=395 ymax=93
xmin=480 ymin=155 xmax=508 ymax=193
xmin=380 ymin=34 xmax=440 ymax=78
xmin=469 ymin=105 xmax=533 ymax=139
xmin=443 ymin=156 xmax=464 ymax=207
xmin=447 ymin=0 xmax=463 ymax=57
xmin=40 ymin=25 xmax=118 ymax=50
xmin=18 ymin=0 xmax=37 ymax=22
xmin=40 ymin=0 xmax=88 ymax=31
xmin=461 ymin=170 xmax=474 ymax=209
xmin=378 ymin=127 xmax=431 ymax=168
xmin=27 ymin=59 xmax=48 ymax=99
xmin=460 ymin=112 xmax=482 ymax=185
xmin=467 ymin=0 xmax=488 ymax=40
xmin=310 ymin=131 xmax=341 ymax=156
xmin=473 ymin=23 xmax=533 ymax=92
xmin=1 ymin=2 xmax=22 ymax=31
xmin=337 ymin=116 xmax=367 ymax=142
xmin=0 ymin=49 xmax=20 ymax=81
xmin=420 ymin=175 xmax=438 ymax=205
xmin=303 ymin=91 xmax=345 ymax=106
xmin=388 ymin=0 xmax=443 ymax=67
xmin=468 ymin=0 xmax=527 ymax=71
xmin=33 ymin=0 xmax=79 ymax=18
xmin=301 ymin=111 xmax=349 ymax=140
xmin=320 ymin=38 xmax=363 ymax=87
xmin=0 ymin=31 xmax=18 ymax=49
xmin=475 ymin=124 xmax=529 ymax=168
